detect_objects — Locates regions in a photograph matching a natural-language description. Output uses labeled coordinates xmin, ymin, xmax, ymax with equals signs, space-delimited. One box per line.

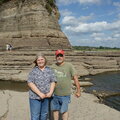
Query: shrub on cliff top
xmin=0 ymin=0 xmax=10 ymax=4
xmin=46 ymin=0 xmax=56 ymax=14
xmin=0 ymin=0 xmax=59 ymax=18
xmin=47 ymin=0 xmax=56 ymax=7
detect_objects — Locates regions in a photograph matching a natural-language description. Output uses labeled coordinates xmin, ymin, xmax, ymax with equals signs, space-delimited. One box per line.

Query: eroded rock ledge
xmin=0 ymin=50 xmax=120 ymax=82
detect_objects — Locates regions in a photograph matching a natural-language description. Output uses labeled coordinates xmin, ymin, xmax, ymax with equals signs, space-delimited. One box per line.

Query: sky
xmin=56 ymin=0 xmax=120 ymax=48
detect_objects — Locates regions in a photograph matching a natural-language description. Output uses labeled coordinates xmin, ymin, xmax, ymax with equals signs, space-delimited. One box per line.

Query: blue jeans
xmin=29 ymin=98 xmax=49 ymax=120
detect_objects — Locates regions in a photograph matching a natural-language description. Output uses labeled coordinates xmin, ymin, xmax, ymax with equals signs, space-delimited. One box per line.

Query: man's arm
xmin=73 ymin=75 xmax=81 ymax=97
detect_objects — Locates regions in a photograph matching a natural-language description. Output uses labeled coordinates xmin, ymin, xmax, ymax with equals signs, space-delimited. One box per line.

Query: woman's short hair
xmin=34 ymin=52 xmax=47 ymax=66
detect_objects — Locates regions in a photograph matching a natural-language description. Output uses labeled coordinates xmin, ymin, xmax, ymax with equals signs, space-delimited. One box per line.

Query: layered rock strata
xmin=0 ymin=50 xmax=120 ymax=81
xmin=0 ymin=0 xmax=71 ymax=50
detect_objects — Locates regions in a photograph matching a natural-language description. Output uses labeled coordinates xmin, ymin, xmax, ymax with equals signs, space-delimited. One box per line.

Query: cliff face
xmin=0 ymin=0 xmax=71 ymax=50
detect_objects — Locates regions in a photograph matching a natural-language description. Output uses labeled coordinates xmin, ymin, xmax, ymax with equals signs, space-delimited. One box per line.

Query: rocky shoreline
xmin=0 ymin=50 xmax=120 ymax=119
xmin=0 ymin=90 xmax=120 ymax=120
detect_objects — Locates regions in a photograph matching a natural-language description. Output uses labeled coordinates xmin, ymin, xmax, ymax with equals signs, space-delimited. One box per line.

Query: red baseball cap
xmin=55 ymin=49 xmax=64 ymax=56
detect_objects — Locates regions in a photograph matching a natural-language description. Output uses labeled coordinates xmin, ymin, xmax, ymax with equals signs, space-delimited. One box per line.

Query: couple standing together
xmin=27 ymin=49 xmax=81 ymax=120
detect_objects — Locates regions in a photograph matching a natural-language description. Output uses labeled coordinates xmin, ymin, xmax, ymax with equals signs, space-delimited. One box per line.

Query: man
xmin=51 ymin=49 xmax=81 ymax=120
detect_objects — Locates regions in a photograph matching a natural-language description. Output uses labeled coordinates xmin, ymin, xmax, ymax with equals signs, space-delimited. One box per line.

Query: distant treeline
xmin=73 ymin=46 xmax=120 ymax=51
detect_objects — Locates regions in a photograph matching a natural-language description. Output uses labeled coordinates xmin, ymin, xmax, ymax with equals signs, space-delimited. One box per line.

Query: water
xmin=84 ymin=71 xmax=120 ymax=111
xmin=104 ymin=95 xmax=120 ymax=111
xmin=0 ymin=80 xmax=28 ymax=92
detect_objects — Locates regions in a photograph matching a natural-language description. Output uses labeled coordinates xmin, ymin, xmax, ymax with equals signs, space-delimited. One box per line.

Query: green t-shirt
xmin=51 ymin=62 xmax=77 ymax=96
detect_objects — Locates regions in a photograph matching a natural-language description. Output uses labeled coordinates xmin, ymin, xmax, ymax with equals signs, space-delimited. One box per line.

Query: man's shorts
xmin=51 ymin=95 xmax=71 ymax=113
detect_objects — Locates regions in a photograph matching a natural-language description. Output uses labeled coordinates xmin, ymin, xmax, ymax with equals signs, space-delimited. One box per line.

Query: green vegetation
xmin=45 ymin=3 xmax=53 ymax=14
xmin=0 ymin=0 xmax=59 ymax=18
xmin=0 ymin=0 xmax=4 ymax=3
xmin=45 ymin=0 xmax=57 ymax=14
xmin=73 ymin=46 xmax=120 ymax=51
xmin=0 ymin=0 xmax=8 ymax=4
xmin=47 ymin=0 xmax=56 ymax=7
xmin=0 ymin=0 xmax=60 ymax=19
xmin=0 ymin=0 xmax=3 ymax=2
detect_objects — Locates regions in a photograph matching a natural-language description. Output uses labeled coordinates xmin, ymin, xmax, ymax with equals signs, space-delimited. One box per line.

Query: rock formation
xmin=0 ymin=0 xmax=71 ymax=50
xmin=0 ymin=50 xmax=120 ymax=81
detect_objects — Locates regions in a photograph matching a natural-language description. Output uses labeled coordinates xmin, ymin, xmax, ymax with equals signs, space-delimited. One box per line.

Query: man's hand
xmin=73 ymin=75 xmax=81 ymax=98
xmin=74 ymin=92 xmax=81 ymax=98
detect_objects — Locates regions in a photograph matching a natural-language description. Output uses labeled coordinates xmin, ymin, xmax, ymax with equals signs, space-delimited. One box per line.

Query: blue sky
xmin=56 ymin=0 xmax=120 ymax=48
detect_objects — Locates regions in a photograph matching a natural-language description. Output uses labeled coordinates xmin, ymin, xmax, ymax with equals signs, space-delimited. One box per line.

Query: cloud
xmin=62 ymin=15 xmax=120 ymax=34
xmin=56 ymin=0 xmax=76 ymax=5
xmin=69 ymin=34 xmax=120 ymax=47
xmin=79 ymin=13 xmax=94 ymax=21
xmin=118 ymin=13 xmax=120 ymax=18
xmin=61 ymin=16 xmax=120 ymax=47
xmin=113 ymin=2 xmax=120 ymax=8
xmin=78 ymin=0 xmax=101 ymax=4
xmin=113 ymin=33 xmax=120 ymax=38
xmin=62 ymin=16 xmax=79 ymax=25
xmin=57 ymin=0 xmax=101 ymax=5
xmin=62 ymin=14 xmax=94 ymax=25
xmin=109 ymin=20 xmax=120 ymax=30
xmin=91 ymin=33 xmax=105 ymax=37
xmin=82 ymin=6 xmax=89 ymax=10
xmin=90 ymin=33 xmax=119 ymax=42
xmin=57 ymin=0 xmax=120 ymax=48
xmin=64 ymin=21 xmax=108 ymax=33
xmin=59 ymin=9 xmax=73 ymax=16
xmin=93 ymin=36 xmax=114 ymax=42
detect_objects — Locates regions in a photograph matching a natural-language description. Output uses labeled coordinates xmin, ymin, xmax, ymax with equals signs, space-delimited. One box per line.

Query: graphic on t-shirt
xmin=54 ymin=69 xmax=67 ymax=78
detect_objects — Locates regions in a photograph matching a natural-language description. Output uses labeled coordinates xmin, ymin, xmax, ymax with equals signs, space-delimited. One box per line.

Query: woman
xmin=27 ymin=53 xmax=56 ymax=120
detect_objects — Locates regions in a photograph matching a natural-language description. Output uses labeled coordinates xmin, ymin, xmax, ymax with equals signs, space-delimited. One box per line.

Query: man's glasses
xmin=56 ymin=54 xmax=63 ymax=57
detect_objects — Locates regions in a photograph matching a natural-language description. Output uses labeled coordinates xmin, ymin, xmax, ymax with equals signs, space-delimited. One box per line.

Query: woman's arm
xmin=28 ymin=82 xmax=46 ymax=99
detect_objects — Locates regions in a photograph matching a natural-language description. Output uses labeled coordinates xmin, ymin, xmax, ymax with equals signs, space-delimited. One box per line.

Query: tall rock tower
xmin=0 ymin=0 xmax=72 ymax=50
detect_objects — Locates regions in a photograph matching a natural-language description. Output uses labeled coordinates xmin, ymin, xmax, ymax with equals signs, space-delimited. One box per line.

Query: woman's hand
xmin=45 ymin=82 xmax=55 ymax=98
xmin=39 ymin=93 xmax=46 ymax=99
xmin=45 ymin=92 xmax=52 ymax=98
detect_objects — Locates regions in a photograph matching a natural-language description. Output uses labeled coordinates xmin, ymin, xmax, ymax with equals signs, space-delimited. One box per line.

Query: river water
xmin=0 ymin=71 xmax=120 ymax=111
xmin=84 ymin=71 xmax=120 ymax=111
xmin=0 ymin=80 xmax=28 ymax=92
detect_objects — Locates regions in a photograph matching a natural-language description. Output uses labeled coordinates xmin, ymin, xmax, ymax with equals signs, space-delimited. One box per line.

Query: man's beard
xmin=57 ymin=59 xmax=63 ymax=64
